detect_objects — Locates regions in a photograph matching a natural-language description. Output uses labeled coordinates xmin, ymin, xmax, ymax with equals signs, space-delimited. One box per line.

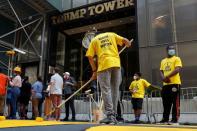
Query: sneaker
xmin=100 ymin=116 xmax=117 ymax=124
xmin=170 ymin=119 xmax=177 ymax=123
xmin=62 ymin=117 xmax=68 ymax=121
xmin=158 ymin=119 xmax=169 ymax=124
xmin=71 ymin=117 xmax=76 ymax=121
xmin=170 ymin=120 xmax=179 ymax=125
xmin=134 ymin=119 xmax=140 ymax=124
xmin=116 ymin=117 xmax=124 ymax=123
xmin=131 ymin=119 xmax=140 ymax=124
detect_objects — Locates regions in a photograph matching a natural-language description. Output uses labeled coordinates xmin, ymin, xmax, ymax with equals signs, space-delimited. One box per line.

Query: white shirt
xmin=10 ymin=75 xmax=22 ymax=87
xmin=50 ymin=73 xmax=63 ymax=95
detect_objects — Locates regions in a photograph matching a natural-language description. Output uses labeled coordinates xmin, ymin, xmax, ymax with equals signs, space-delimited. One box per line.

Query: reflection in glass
xmin=56 ymin=32 xmax=65 ymax=66
xmin=88 ymin=0 xmax=102 ymax=4
xmin=149 ymin=0 xmax=173 ymax=45
xmin=174 ymin=0 xmax=197 ymax=41
xmin=72 ymin=0 xmax=87 ymax=8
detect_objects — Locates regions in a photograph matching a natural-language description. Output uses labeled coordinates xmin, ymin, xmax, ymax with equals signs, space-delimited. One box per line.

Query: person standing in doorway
xmin=62 ymin=72 xmax=76 ymax=121
xmin=86 ymin=32 xmax=132 ymax=124
xmin=160 ymin=45 xmax=182 ymax=124
xmin=50 ymin=67 xmax=63 ymax=121
xmin=0 ymin=68 xmax=8 ymax=116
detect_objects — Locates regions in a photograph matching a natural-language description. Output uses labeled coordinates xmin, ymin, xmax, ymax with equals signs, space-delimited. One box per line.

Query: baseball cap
xmin=63 ymin=72 xmax=70 ymax=76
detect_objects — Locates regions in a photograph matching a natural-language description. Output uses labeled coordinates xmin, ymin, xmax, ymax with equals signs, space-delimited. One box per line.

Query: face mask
xmin=168 ymin=49 xmax=175 ymax=56
xmin=133 ymin=76 xmax=137 ymax=80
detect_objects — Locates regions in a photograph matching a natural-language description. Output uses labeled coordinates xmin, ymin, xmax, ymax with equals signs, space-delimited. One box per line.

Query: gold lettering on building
xmin=80 ymin=8 xmax=86 ymax=18
xmin=103 ymin=1 xmax=116 ymax=12
xmin=88 ymin=6 xmax=96 ymax=16
xmin=125 ymin=0 xmax=134 ymax=7
xmin=95 ymin=4 xmax=105 ymax=14
xmin=51 ymin=0 xmax=134 ymax=25
xmin=117 ymin=0 xmax=125 ymax=9
xmin=70 ymin=10 xmax=80 ymax=20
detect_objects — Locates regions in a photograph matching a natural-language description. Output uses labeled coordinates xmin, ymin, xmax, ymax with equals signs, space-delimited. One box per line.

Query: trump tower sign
xmin=51 ymin=0 xmax=134 ymax=25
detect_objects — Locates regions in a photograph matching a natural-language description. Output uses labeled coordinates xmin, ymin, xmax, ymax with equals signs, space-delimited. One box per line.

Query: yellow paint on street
xmin=86 ymin=126 xmax=197 ymax=131
xmin=0 ymin=120 xmax=90 ymax=128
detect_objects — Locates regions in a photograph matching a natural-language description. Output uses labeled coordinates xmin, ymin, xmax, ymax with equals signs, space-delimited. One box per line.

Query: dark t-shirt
xmin=64 ymin=77 xmax=76 ymax=95
xmin=19 ymin=81 xmax=32 ymax=105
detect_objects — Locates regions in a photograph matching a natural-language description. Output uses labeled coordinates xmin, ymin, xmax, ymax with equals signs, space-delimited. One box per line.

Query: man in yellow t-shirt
xmin=86 ymin=32 xmax=132 ymax=124
xmin=160 ymin=45 xmax=182 ymax=124
xmin=129 ymin=72 xmax=158 ymax=123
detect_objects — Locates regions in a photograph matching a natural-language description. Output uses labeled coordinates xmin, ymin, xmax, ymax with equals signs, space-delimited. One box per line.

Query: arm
xmin=160 ymin=70 xmax=165 ymax=81
xmin=161 ymin=66 xmax=182 ymax=83
xmin=122 ymin=38 xmax=132 ymax=47
xmin=130 ymin=88 xmax=137 ymax=93
xmin=9 ymin=77 xmax=14 ymax=86
xmin=146 ymin=84 xmax=162 ymax=95
xmin=66 ymin=78 xmax=76 ymax=87
xmin=129 ymin=83 xmax=135 ymax=93
xmin=88 ymin=56 xmax=97 ymax=80
xmin=71 ymin=77 xmax=77 ymax=87
xmin=31 ymin=84 xmax=35 ymax=96
xmin=165 ymin=66 xmax=182 ymax=79
xmin=9 ymin=76 xmax=20 ymax=87
xmin=65 ymin=81 xmax=74 ymax=86
xmin=160 ymin=70 xmax=170 ymax=83
xmin=148 ymin=84 xmax=162 ymax=91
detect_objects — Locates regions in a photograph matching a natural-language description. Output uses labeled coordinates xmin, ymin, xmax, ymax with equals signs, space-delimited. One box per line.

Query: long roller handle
xmin=118 ymin=39 xmax=133 ymax=54
xmin=45 ymin=79 xmax=92 ymax=117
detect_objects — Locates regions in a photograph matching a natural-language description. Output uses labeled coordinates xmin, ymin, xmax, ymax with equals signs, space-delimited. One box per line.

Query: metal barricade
xmin=147 ymin=87 xmax=197 ymax=123
xmin=70 ymin=87 xmax=197 ymax=123
xmin=181 ymin=87 xmax=197 ymax=113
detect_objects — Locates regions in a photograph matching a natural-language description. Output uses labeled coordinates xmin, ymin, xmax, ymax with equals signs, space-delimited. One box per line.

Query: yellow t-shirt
xmin=86 ymin=32 xmax=124 ymax=72
xmin=160 ymin=56 xmax=182 ymax=85
xmin=129 ymin=78 xmax=151 ymax=98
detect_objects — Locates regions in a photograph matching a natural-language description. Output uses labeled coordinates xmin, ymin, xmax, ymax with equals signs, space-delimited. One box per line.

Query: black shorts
xmin=131 ymin=98 xmax=143 ymax=110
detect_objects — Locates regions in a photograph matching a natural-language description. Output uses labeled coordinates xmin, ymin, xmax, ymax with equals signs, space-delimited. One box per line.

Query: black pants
xmin=117 ymin=100 xmax=122 ymax=118
xmin=161 ymin=84 xmax=180 ymax=121
xmin=65 ymin=94 xmax=75 ymax=119
xmin=38 ymin=98 xmax=44 ymax=117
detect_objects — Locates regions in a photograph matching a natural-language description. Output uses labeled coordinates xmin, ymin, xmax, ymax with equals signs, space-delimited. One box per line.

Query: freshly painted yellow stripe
xmin=0 ymin=120 xmax=91 ymax=128
xmin=86 ymin=126 xmax=196 ymax=131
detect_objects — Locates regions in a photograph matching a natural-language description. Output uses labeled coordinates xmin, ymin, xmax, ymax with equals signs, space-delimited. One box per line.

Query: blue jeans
xmin=10 ymin=87 xmax=20 ymax=119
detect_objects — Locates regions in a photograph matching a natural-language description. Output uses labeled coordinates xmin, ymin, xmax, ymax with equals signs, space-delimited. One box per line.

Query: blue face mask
xmin=168 ymin=49 xmax=176 ymax=56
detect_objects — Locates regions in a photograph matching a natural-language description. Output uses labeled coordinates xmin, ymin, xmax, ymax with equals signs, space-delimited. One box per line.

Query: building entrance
xmin=49 ymin=0 xmax=138 ymax=90
xmin=61 ymin=17 xmax=138 ymax=90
